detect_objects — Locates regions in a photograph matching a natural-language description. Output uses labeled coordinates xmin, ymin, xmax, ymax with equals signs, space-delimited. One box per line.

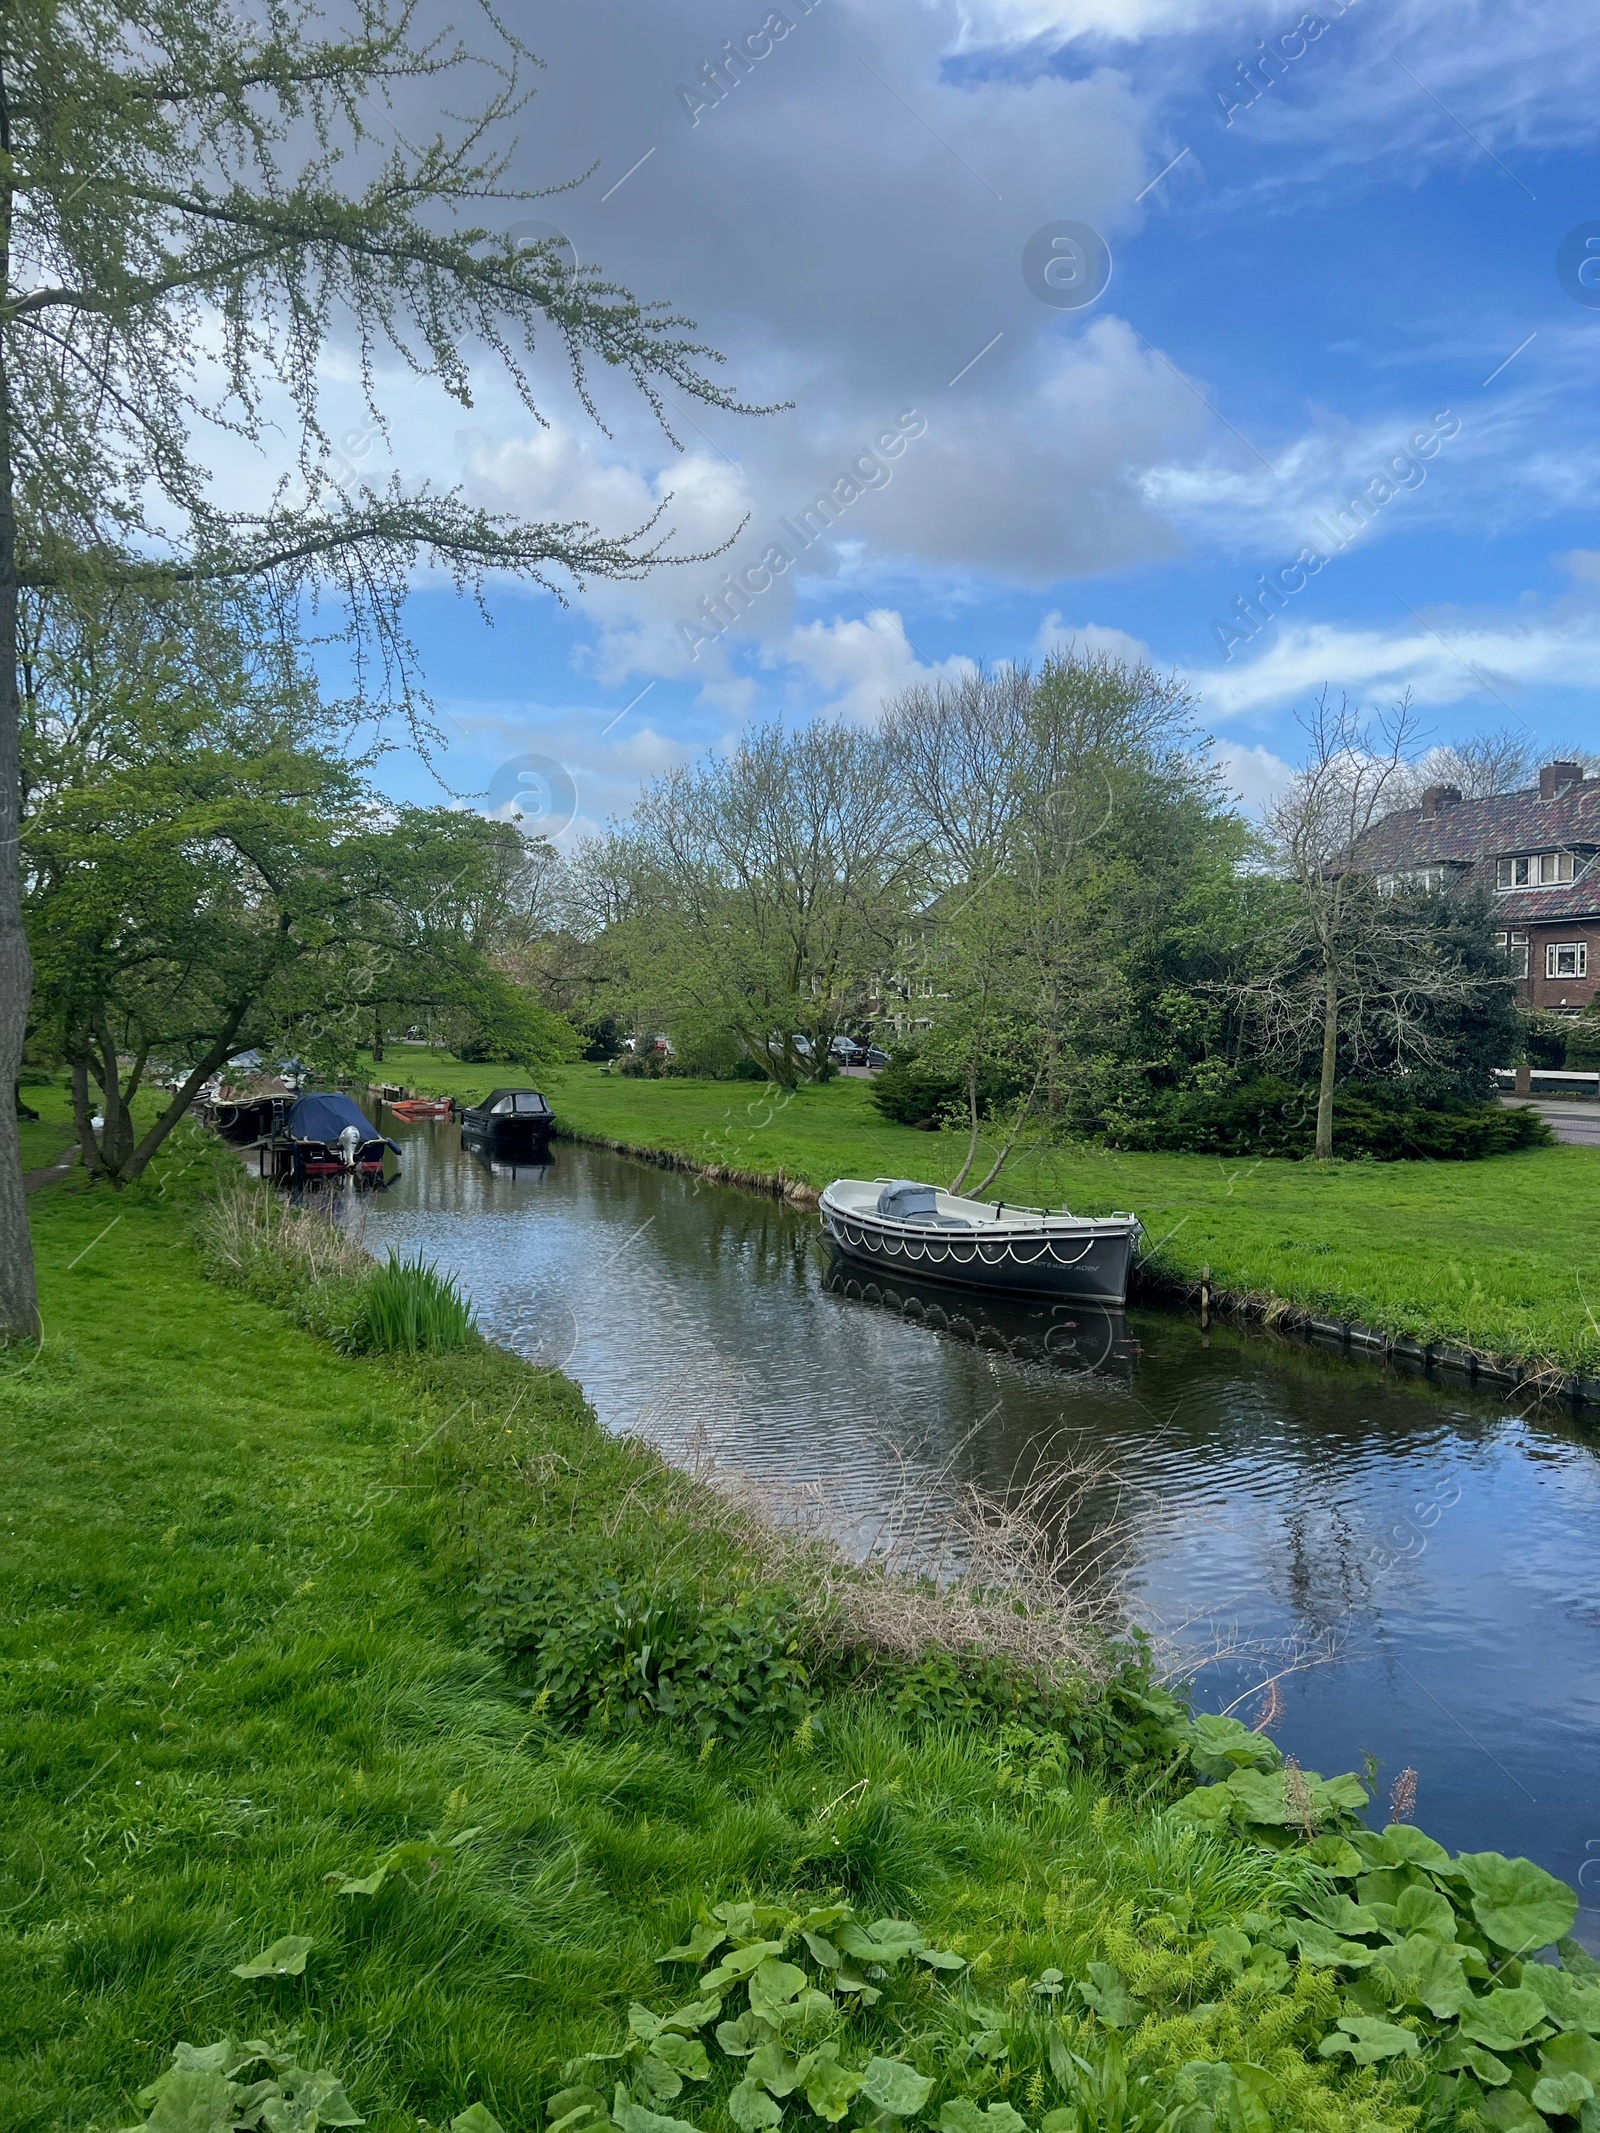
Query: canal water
xmin=354 ymin=1118 xmax=1600 ymax=1904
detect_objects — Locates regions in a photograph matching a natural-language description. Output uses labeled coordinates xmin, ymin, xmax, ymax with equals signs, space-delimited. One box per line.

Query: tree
xmin=0 ymin=0 xmax=765 ymax=1332
xmin=22 ymin=583 xmax=571 ymax=1183
xmin=623 ymin=722 xmax=921 ymax=1086
xmin=883 ymin=653 xmax=1226 ymax=1189
xmin=1252 ymin=693 xmax=1511 ymax=1159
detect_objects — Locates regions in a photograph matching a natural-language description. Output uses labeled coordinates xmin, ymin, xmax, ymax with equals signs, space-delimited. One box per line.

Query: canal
xmin=355 ymin=1116 xmax=1600 ymax=1907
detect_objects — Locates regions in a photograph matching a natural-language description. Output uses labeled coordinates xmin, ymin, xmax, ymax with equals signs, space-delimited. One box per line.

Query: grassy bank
xmin=10 ymin=1114 xmax=1512 ymax=2133
xmin=361 ymin=1052 xmax=1600 ymax=1377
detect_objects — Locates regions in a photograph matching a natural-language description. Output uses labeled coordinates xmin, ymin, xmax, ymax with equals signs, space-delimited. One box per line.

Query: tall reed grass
xmin=352 ymin=1252 xmax=478 ymax=1357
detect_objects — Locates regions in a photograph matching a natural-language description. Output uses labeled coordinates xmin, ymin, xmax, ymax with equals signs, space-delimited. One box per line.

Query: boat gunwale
xmin=819 ymin=1177 xmax=1140 ymax=1242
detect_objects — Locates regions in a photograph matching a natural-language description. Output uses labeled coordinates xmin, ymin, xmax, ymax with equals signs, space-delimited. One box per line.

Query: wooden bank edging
xmin=553 ymin=1128 xmax=1600 ymax=1413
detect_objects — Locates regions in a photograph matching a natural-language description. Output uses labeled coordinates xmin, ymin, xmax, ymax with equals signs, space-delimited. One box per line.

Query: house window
xmin=1495 ymin=931 xmax=1530 ymax=978
xmin=1377 ymin=865 xmax=1450 ymax=897
xmin=1499 ymin=852 xmax=1575 ymax=889
xmin=1546 ymin=942 xmax=1588 ymax=979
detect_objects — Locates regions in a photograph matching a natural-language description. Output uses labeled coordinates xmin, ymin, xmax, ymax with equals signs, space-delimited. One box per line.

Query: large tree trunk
xmin=1314 ymin=961 xmax=1338 ymax=1161
xmin=0 ymin=174 xmax=39 ymax=1333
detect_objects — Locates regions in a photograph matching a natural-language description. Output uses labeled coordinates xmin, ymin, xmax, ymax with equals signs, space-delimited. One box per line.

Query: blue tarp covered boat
xmin=284 ymin=1092 xmax=397 ymax=1180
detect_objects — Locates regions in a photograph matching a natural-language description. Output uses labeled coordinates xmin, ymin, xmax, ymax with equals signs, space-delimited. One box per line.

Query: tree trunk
xmin=0 ymin=97 xmax=39 ymax=1331
xmin=123 ymin=1014 xmax=248 ymax=1180
xmin=373 ymin=1010 xmax=384 ymax=1063
xmin=1315 ymin=961 xmax=1338 ymax=1160
xmin=948 ymin=1059 xmax=982 ymax=1193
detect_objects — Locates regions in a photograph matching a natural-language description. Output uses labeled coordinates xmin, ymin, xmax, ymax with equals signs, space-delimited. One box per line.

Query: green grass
xmin=0 ymin=1105 xmax=1420 ymax=2133
xmin=388 ymin=1055 xmax=1600 ymax=1376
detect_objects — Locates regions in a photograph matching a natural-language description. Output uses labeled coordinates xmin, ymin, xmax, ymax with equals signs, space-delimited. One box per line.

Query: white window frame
xmin=1497 ymin=855 xmax=1534 ymax=890
xmin=1494 ymin=930 xmax=1530 ymax=978
xmin=1540 ymin=851 xmax=1576 ymax=885
xmin=1546 ymin=941 xmax=1588 ymax=979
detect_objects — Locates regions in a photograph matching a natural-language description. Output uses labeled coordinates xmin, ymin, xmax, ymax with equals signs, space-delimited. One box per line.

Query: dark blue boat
xmin=279 ymin=1092 xmax=397 ymax=1181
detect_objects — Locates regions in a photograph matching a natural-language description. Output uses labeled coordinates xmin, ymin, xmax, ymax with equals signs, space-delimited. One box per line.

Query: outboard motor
xmin=337 ymin=1122 xmax=364 ymax=1171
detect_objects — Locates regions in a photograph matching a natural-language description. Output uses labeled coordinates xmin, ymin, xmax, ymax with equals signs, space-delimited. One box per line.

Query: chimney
xmin=1419 ymin=783 xmax=1462 ymax=818
xmin=1540 ymin=760 xmax=1581 ymax=799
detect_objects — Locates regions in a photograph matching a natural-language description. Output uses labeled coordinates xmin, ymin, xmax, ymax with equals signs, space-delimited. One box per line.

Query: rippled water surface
xmin=355 ymin=1119 xmax=1600 ymax=1895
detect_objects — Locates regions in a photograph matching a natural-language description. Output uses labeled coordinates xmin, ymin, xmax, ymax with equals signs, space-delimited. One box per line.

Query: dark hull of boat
xmin=255 ymin=1139 xmax=390 ymax=1184
xmin=821 ymin=1253 xmax=1134 ymax=1378
xmin=820 ymin=1206 xmax=1137 ymax=1305
xmin=460 ymin=1116 xmax=553 ymax=1154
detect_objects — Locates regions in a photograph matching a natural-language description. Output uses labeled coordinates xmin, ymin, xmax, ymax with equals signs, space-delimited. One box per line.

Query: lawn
xmin=4 ymin=1085 xmax=1580 ymax=2133
xmin=359 ymin=1051 xmax=1600 ymax=1376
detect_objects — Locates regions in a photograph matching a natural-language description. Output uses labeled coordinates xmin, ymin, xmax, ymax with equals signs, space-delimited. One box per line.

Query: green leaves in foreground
xmin=546 ymin=1897 xmax=1315 ymax=2133
xmin=324 ymin=1828 xmax=481 ymax=1899
xmin=231 ymin=1935 xmax=314 ymax=1980
xmin=117 ymin=2039 xmax=363 ymax=2133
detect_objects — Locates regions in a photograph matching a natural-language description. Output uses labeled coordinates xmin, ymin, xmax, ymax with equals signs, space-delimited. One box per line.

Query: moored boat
xmin=459 ymin=1088 xmax=555 ymax=1155
xmin=387 ymin=1097 xmax=454 ymax=1119
xmin=260 ymin=1092 xmax=398 ymax=1183
xmin=819 ymin=1177 xmax=1142 ymax=1305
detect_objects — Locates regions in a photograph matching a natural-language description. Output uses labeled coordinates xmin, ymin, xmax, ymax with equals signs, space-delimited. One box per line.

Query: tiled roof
xmin=1354 ymin=776 xmax=1600 ymax=921
xmin=1487 ymin=881 xmax=1600 ymax=923
xmin=1355 ymin=777 xmax=1600 ymax=866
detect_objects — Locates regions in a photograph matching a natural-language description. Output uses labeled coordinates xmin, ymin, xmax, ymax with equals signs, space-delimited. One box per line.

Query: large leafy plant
xmin=542 ymin=1897 xmax=1325 ymax=2133
xmin=1169 ymin=1714 xmax=1595 ymax=2128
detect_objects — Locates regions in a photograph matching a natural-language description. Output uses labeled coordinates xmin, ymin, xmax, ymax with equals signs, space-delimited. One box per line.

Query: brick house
xmin=1352 ymin=761 xmax=1600 ymax=1012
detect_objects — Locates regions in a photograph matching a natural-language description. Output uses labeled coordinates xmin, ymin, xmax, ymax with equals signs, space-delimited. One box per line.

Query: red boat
xmin=387 ymin=1097 xmax=453 ymax=1119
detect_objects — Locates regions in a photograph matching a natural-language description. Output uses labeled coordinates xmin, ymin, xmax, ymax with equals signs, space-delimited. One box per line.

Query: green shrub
xmin=1563 ymin=1017 xmax=1600 ymax=1073
xmin=869 ymin=1649 xmax=1186 ymax=1781
xmin=870 ymin=1055 xmax=965 ymax=1129
xmin=1107 ymin=1076 xmax=1553 ymax=1161
xmin=474 ymin=1566 xmax=811 ymax=1742
xmin=1522 ymin=1008 xmax=1573 ymax=1070
xmin=348 ymin=1252 xmax=478 ymax=1356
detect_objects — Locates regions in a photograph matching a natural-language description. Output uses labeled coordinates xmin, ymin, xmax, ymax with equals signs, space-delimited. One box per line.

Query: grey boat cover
xmin=876 ymin=1179 xmax=938 ymax=1220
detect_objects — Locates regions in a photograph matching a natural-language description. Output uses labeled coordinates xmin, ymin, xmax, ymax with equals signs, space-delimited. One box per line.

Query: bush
xmin=870 ymin=1054 xmax=964 ymax=1129
xmin=1522 ymin=1006 xmax=1573 ymax=1069
xmin=1564 ymin=1015 xmax=1600 ymax=1072
xmin=474 ymin=1564 xmax=810 ymax=1742
xmin=348 ymin=1252 xmax=478 ymax=1356
xmin=1107 ymin=1075 xmax=1554 ymax=1160
xmin=445 ymin=988 xmax=582 ymax=1068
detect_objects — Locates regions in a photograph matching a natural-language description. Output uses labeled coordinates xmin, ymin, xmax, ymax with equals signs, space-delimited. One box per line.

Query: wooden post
xmin=1515 ymin=1062 xmax=1531 ymax=1096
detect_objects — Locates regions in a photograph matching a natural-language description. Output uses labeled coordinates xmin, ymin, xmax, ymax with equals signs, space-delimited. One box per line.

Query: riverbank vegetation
xmin=9 ymin=1150 xmax=1598 ymax=2133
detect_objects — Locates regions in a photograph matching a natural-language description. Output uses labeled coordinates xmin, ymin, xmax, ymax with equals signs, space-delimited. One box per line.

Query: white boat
xmin=819 ymin=1177 xmax=1143 ymax=1305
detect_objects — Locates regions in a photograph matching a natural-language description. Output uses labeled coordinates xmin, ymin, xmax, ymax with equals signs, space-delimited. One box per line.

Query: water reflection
xmin=356 ymin=1118 xmax=1600 ymax=1892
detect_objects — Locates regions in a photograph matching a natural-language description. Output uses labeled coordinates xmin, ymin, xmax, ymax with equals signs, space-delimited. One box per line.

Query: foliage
xmin=588 ymin=723 xmax=921 ymax=1088
xmin=120 ymin=2035 xmax=366 ymax=2133
xmin=870 ymin=1057 xmax=967 ymax=1130
xmin=22 ymin=586 xmax=551 ymax=1184
xmin=1103 ymin=1078 xmax=1553 ymax=1162
xmin=1520 ymin=1013 xmax=1573 ymax=1071
xmin=474 ymin=1566 xmax=812 ymax=1744
xmin=1164 ymin=1712 xmax=1599 ymax=2126
xmin=545 ymin=1886 xmax=1411 ymax=2133
xmin=1560 ymin=1013 xmax=1600 ymax=1074
xmin=444 ymin=987 xmax=584 ymax=1070
xmin=346 ymin=1254 xmax=478 ymax=1358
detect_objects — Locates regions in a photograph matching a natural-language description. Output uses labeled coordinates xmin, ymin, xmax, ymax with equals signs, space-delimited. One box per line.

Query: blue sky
xmin=329 ymin=0 xmax=1600 ymax=839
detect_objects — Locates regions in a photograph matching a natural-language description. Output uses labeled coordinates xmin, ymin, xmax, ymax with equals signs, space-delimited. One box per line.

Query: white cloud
xmin=1213 ymin=740 xmax=1297 ymax=815
xmin=778 ymin=611 xmax=978 ymax=723
xmin=1032 ymin=611 xmax=1154 ymax=666
xmin=1189 ymin=607 xmax=1600 ymax=722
